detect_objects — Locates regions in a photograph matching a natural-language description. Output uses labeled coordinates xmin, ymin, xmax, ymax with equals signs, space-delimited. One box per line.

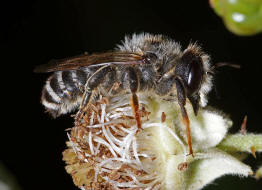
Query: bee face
xmin=174 ymin=45 xmax=208 ymax=115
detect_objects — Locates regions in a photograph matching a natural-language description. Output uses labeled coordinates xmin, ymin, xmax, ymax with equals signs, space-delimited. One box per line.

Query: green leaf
xmin=217 ymin=133 xmax=262 ymax=153
xmin=184 ymin=149 xmax=252 ymax=190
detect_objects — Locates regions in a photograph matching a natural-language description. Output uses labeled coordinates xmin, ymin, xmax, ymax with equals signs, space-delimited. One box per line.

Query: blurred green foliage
xmin=210 ymin=0 xmax=262 ymax=36
xmin=0 ymin=162 xmax=21 ymax=190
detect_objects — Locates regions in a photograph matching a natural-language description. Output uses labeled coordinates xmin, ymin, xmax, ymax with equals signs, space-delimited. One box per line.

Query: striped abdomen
xmin=41 ymin=68 xmax=93 ymax=117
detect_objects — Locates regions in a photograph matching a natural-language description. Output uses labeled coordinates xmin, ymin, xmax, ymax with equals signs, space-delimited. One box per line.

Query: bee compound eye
xmin=144 ymin=51 xmax=158 ymax=63
xmin=187 ymin=59 xmax=203 ymax=95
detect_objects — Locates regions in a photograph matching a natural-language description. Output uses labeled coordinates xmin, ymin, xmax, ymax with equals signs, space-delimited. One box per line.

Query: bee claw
xmin=187 ymin=152 xmax=194 ymax=158
xmin=136 ymin=128 xmax=143 ymax=134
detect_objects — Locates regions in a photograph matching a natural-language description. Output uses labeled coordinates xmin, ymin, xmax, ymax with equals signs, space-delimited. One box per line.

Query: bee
xmin=34 ymin=33 xmax=213 ymax=156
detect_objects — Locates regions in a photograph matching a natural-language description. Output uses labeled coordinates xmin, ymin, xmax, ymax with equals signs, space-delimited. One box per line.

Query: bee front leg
xmin=175 ymin=78 xmax=194 ymax=157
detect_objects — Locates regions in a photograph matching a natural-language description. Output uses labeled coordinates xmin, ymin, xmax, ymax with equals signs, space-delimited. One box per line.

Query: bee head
xmin=175 ymin=44 xmax=212 ymax=115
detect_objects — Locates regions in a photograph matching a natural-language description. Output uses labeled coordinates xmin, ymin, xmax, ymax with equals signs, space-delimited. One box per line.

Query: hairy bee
xmin=35 ymin=33 xmax=213 ymax=155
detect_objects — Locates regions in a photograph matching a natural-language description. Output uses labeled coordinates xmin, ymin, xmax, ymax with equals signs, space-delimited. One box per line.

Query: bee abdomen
xmin=41 ymin=69 xmax=91 ymax=117
xmin=41 ymin=87 xmax=60 ymax=117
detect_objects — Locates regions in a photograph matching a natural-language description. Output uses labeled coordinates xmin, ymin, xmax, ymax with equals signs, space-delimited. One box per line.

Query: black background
xmin=1 ymin=0 xmax=262 ymax=189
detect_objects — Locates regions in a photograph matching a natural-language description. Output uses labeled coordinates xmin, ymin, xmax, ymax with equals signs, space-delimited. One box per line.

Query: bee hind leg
xmin=74 ymin=89 xmax=93 ymax=125
xmin=74 ymin=66 xmax=113 ymax=125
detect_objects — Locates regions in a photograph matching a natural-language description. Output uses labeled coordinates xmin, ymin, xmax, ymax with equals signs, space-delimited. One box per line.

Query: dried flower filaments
xmin=64 ymin=95 xmax=171 ymax=189
xmin=63 ymin=93 xmax=262 ymax=190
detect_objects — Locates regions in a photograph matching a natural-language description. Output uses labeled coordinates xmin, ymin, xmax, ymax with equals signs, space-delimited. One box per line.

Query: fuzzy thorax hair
xmin=117 ymin=33 xmax=213 ymax=107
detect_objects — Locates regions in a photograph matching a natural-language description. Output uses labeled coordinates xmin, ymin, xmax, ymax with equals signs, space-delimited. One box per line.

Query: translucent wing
xmin=34 ymin=52 xmax=146 ymax=73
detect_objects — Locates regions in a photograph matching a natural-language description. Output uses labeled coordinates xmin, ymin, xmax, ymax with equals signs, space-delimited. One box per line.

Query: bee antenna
xmin=208 ymin=62 xmax=241 ymax=75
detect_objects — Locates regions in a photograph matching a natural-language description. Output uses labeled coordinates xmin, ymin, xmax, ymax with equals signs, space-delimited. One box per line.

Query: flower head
xmin=63 ymin=93 xmax=261 ymax=190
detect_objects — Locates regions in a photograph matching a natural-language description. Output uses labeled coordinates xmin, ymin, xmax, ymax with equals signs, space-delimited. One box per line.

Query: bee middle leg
xmin=126 ymin=67 xmax=141 ymax=130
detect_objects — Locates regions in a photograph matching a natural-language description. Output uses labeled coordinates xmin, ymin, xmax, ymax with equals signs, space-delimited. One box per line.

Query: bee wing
xmin=34 ymin=52 xmax=145 ymax=73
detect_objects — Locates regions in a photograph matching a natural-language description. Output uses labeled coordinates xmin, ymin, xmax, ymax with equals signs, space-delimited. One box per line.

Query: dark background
xmin=1 ymin=0 xmax=262 ymax=189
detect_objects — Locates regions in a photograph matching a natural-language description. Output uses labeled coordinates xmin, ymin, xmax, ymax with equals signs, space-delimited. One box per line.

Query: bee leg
xmin=175 ymin=78 xmax=194 ymax=157
xmin=130 ymin=92 xmax=142 ymax=130
xmin=127 ymin=67 xmax=141 ymax=130
xmin=188 ymin=93 xmax=200 ymax=116
xmin=75 ymin=89 xmax=93 ymax=125
xmin=75 ymin=66 xmax=113 ymax=125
